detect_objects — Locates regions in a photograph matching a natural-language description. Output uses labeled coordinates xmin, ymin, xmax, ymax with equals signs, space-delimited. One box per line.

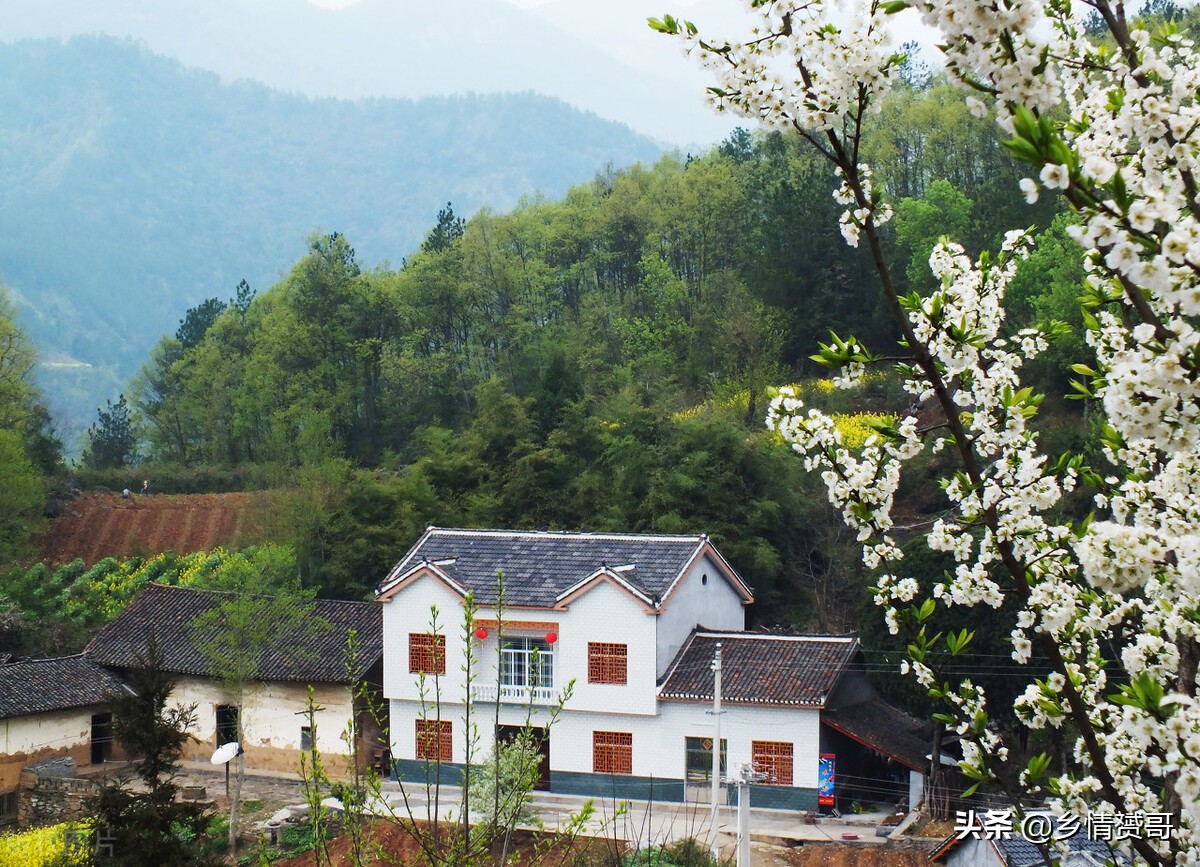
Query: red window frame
xmin=409 ymin=633 xmax=446 ymax=675
xmin=593 ymin=730 xmax=633 ymax=775
xmin=751 ymin=740 xmax=793 ymax=786
xmin=587 ymin=642 xmax=628 ymax=684
xmin=416 ymin=719 xmax=452 ymax=762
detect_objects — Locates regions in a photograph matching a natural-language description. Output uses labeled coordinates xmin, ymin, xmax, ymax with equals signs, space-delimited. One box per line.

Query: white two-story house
xmin=376 ymin=527 xmax=867 ymax=810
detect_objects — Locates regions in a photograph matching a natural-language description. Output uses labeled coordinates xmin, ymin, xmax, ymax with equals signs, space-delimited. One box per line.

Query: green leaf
xmin=647 ymin=14 xmax=679 ymax=33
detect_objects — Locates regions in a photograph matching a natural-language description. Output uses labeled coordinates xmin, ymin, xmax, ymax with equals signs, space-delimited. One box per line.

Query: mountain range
xmin=0 ymin=36 xmax=665 ymax=447
xmin=3 ymin=0 xmax=743 ymax=147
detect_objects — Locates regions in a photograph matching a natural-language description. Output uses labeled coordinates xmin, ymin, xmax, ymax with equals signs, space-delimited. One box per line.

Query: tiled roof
xmin=932 ymin=816 xmax=1133 ymax=866
xmin=822 ymin=697 xmax=931 ymax=771
xmin=658 ymin=630 xmax=858 ymax=707
xmin=87 ymin=583 xmax=382 ymax=684
xmin=0 ymin=654 xmax=128 ymax=720
xmin=379 ymin=527 xmax=749 ymax=607
xmin=997 ymin=825 xmax=1132 ymax=867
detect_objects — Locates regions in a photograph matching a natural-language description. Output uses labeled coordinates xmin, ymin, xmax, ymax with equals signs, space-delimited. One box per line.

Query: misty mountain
xmin=2 ymin=0 xmax=734 ymax=146
xmin=0 ymin=36 xmax=663 ymax=444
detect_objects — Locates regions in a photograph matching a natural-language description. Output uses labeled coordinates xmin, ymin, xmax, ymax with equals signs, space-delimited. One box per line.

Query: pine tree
xmin=81 ymin=394 xmax=138 ymax=469
xmin=86 ymin=635 xmax=214 ymax=866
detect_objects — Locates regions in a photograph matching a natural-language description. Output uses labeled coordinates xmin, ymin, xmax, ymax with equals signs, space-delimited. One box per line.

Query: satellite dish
xmin=211 ymin=742 xmax=241 ymax=765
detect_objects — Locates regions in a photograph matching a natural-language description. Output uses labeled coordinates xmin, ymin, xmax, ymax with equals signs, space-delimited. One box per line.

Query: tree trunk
xmin=228 ymin=752 xmax=244 ymax=853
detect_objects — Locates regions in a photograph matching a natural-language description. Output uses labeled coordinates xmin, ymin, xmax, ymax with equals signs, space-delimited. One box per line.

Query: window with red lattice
xmin=751 ymin=740 xmax=793 ymax=786
xmin=416 ymin=719 xmax=452 ymax=762
xmin=587 ymin=642 xmax=628 ymax=684
xmin=409 ymin=633 xmax=446 ymax=674
xmin=593 ymin=730 xmax=633 ymax=775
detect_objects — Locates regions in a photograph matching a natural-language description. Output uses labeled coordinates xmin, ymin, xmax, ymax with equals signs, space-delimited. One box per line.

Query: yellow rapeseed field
xmin=0 ymin=822 xmax=92 ymax=866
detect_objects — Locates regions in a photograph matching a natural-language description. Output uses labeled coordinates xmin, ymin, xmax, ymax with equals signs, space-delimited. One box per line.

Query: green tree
xmin=421 ymin=202 xmax=467 ymax=254
xmin=86 ymin=635 xmax=214 ymax=866
xmin=175 ymin=297 xmax=228 ymax=350
xmin=189 ymin=554 xmax=325 ymax=854
xmin=0 ymin=286 xmax=60 ymax=475
xmin=892 ymin=179 xmax=975 ymax=291
xmin=0 ymin=429 xmax=45 ymax=563
xmin=81 ymin=393 xmax=139 ymax=469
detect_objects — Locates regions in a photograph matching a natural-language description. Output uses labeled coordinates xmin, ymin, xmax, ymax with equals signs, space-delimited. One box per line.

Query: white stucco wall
xmin=388 ymin=696 xmax=822 ymax=789
xmin=174 ymin=676 xmax=355 ymax=769
xmin=382 ymin=576 xmax=475 ymax=705
xmin=554 ymin=581 xmax=657 ymax=716
xmin=383 ymin=573 xmax=661 ymax=716
xmin=0 ymin=710 xmax=98 ymax=790
xmin=655 ymin=553 xmax=746 ymax=677
xmin=0 ymin=711 xmax=91 ymax=760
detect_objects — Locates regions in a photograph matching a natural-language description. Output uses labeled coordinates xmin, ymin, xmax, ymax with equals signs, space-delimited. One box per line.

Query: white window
xmin=500 ymin=637 xmax=553 ymax=689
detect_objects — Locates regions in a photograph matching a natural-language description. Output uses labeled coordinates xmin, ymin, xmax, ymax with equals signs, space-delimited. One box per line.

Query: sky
xmin=5 ymin=0 xmax=940 ymax=147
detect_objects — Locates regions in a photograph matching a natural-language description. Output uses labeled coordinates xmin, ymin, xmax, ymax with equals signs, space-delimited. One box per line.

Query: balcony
xmin=472 ymin=683 xmax=558 ymax=705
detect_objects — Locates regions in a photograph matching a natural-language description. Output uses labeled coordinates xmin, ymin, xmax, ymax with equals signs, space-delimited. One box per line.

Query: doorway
xmin=496 ymin=724 xmax=550 ymax=791
xmin=215 ymin=705 xmax=239 ymax=746
xmin=91 ymin=712 xmax=113 ymax=764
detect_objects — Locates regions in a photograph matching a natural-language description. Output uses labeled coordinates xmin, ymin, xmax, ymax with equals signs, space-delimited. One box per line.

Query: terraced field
xmin=40 ymin=491 xmax=262 ymax=564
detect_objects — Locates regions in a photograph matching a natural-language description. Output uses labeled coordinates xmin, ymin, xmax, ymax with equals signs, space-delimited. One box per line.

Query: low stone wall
xmin=17 ymin=760 xmax=100 ymax=829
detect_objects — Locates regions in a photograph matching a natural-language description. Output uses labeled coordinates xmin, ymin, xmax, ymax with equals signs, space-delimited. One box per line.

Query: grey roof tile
xmin=997 ymin=820 xmax=1133 ymax=867
xmin=87 ymin=583 xmax=381 ymax=684
xmin=0 ymin=654 xmax=128 ymax=719
xmin=822 ymin=697 xmax=931 ymax=771
xmin=381 ymin=528 xmax=715 ymax=607
xmin=658 ymin=630 xmax=858 ymax=707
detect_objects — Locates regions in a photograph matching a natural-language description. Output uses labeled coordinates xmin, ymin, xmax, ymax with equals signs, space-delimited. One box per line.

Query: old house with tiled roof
xmin=0 ymin=655 xmax=129 ymax=824
xmin=931 ymin=813 xmax=1134 ymax=866
xmin=87 ymin=583 xmax=384 ymax=775
xmin=376 ymin=527 xmax=913 ymax=810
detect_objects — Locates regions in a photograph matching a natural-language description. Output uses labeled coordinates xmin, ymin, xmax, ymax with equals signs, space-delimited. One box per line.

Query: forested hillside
xmin=105 ymin=79 xmax=1077 ymax=627
xmin=0 ymin=59 xmax=1101 ymax=683
xmin=0 ymin=36 xmax=662 ymax=444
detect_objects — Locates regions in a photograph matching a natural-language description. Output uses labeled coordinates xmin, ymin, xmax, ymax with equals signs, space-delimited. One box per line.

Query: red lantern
xmin=475 ymin=626 xmax=489 ymax=641
xmin=545 ymin=631 xmax=558 ymax=645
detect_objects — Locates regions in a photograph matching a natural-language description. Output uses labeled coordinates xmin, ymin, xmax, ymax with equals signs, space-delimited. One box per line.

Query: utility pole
xmin=709 ymin=642 xmax=723 ymax=856
xmin=733 ymin=762 xmax=767 ymax=867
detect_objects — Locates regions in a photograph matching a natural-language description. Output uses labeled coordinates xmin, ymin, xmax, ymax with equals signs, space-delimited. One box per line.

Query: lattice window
xmin=416 ymin=719 xmax=452 ymax=762
xmin=409 ymin=633 xmax=446 ymax=674
xmin=751 ymin=740 xmax=793 ymax=786
xmin=587 ymin=642 xmax=627 ymax=684
xmin=593 ymin=730 xmax=633 ymax=775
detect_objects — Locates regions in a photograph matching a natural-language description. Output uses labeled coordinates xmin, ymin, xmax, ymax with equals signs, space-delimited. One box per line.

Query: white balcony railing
xmin=472 ymin=683 xmax=558 ymax=705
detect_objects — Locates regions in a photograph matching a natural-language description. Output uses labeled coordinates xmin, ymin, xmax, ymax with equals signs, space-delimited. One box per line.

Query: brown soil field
xmin=38 ymin=491 xmax=266 ymax=565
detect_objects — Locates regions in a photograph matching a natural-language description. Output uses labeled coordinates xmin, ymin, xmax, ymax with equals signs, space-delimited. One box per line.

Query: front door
xmin=215 ymin=704 xmax=239 ymax=746
xmin=496 ymin=724 xmax=550 ymax=791
xmin=91 ymin=712 xmax=113 ymax=764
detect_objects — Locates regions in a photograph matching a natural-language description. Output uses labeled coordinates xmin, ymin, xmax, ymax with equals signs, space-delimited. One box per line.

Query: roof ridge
xmin=1 ymin=652 xmax=93 ymax=666
xmin=694 ymin=631 xmax=856 ymax=642
xmin=145 ymin=582 xmax=376 ymax=607
xmin=426 ymin=527 xmax=706 ymax=543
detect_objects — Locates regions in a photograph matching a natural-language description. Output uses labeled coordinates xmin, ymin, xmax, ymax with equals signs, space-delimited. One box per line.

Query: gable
xmin=657 ymin=543 xmax=753 ymax=610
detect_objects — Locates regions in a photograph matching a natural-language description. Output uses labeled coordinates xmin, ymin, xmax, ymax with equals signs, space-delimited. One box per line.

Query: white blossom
xmin=670 ymin=0 xmax=1200 ymax=857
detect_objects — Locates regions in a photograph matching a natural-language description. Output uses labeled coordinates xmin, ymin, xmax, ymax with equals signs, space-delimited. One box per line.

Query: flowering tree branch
xmin=655 ymin=0 xmax=1200 ymax=863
